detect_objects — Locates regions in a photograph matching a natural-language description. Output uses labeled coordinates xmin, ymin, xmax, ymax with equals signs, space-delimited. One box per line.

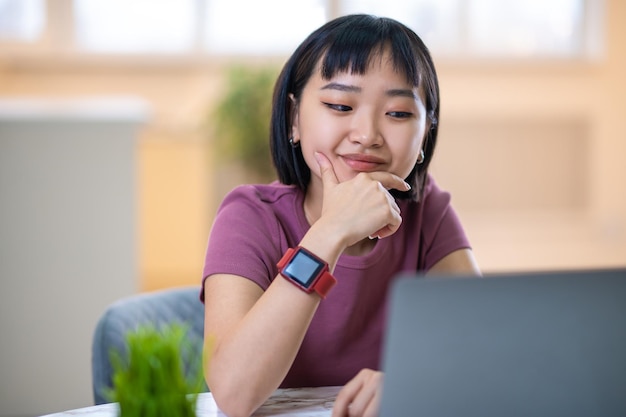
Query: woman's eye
xmin=323 ymin=102 xmax=352 ymax=112
xmin=387 ymin=111 xmax=413 ymax=119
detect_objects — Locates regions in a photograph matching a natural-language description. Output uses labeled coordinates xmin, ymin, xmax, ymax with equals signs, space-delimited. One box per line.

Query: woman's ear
xmin=289 ymin=93 xmax=300 ymax=141
xmin=427 ymin=110 xmax=437 ymax=131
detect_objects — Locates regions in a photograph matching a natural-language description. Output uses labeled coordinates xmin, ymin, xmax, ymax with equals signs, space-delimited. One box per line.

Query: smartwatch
xmin=277 ymin=246 xmax=337 ymax=298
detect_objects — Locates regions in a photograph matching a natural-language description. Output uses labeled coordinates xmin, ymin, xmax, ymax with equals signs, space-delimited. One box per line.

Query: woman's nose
xmin=349 ymin=112 xmax=382 ymax=147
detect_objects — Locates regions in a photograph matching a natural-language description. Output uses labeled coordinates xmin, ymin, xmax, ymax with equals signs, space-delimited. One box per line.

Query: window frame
xmin=0 ymin=0 xmax=605 ymax=67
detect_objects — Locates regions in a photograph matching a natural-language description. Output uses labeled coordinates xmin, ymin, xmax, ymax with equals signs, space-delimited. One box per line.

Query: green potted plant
xmin=210 ymin=64 xmax=279 ymax=183
xmin=108 ymin=324 xmax=204 ymax=417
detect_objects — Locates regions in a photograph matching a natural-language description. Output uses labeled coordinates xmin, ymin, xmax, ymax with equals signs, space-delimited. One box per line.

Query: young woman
xmin=201 ymin=14 xmax=480 ymax=417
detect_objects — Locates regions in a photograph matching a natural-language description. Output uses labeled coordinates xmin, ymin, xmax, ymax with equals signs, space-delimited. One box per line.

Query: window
xmin=0 ymin=0 xmax=603 ymax=60
xmin=342 ymin=0 xmax=592 ymax=58
xmin=466 ymin=0 xmax=586 ymax=57
xmin=74 ymin=0 xmax=197 ymax=53
xmin=0 ymin=0 xmax=44 ymax=41
xmin=72 ymin=0 xmax=325 ymax=55
xmin=203 ymin=0 xmax=326 ymax=55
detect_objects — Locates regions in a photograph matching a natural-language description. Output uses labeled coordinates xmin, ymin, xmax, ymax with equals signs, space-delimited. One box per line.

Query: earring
xmin=289 ymin=137 xmax=300 ymax=148
xmin=417 ymin=149 xmax=425 ymax=164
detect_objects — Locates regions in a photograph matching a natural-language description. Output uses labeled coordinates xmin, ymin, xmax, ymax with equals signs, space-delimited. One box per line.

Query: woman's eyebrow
xmin=320 ymin=82 xmax=361 ymax=93
xmin=320 ymin=82 xmax=417 ymax=100
xmin=387 ymin=89 xmax=418 ymax=100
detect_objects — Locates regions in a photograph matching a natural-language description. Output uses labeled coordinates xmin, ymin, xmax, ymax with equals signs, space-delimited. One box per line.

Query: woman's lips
xmin=340 ymin=154 xmax=386 ymax=172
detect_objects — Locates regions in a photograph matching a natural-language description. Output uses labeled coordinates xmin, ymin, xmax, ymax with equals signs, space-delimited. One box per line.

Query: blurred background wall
xmin=0 ymin=0 xmax=624 ymax=415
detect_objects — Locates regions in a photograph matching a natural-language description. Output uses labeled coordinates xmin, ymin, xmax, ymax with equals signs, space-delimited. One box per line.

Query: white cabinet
xmin=0 ymin=98 xmax=148 ymax=416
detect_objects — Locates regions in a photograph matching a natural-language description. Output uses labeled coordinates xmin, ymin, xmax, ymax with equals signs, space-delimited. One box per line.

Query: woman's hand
xmin=314 ymin=152 xmax=410 ymax=246
xmin=332 ymin=369 xmax=384 ymax=417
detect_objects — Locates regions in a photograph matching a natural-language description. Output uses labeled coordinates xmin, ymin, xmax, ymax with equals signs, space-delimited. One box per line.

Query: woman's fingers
xmin=315 ymin=151 xmax=340 ymax=190
xmin=368 ymin=171 xmax=411 ymax=193
xmin=313 ymin=154 xmax=407 ymax=242
xmin=332 ymin=369 xmax=383 ymax=417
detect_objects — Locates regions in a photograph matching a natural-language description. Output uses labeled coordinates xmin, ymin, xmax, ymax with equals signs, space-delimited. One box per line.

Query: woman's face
xmin=292 ymin=50 xmax=429 ymax=193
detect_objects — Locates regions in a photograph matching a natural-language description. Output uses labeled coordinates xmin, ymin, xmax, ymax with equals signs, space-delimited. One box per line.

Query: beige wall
xmin=1 ymin=1 xmax=624 ymax=293
xmin=433 ymin=0 xmax=626 ymax=271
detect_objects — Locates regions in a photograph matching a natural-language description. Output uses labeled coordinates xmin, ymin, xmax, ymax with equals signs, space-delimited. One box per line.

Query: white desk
xmin=41 ymin=386 xmax=341 ymax=417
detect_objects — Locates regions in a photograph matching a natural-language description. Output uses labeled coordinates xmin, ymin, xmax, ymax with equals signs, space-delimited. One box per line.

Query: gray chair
xmin=91 ymin=286 xmax=207 ymax=404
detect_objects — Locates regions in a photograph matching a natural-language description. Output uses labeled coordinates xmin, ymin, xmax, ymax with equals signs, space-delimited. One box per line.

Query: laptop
xmin=379 ymin=269 xmax=626 ymax=417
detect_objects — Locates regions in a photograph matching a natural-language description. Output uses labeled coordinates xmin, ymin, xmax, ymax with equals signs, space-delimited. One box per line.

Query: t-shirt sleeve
xmin=419 ymin=176 xmax=471 ymax=271
xmin=201 ymin=186 xmax=284 ymax=302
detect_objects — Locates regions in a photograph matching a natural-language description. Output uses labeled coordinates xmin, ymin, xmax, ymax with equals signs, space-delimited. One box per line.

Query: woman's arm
xmin=203 ymin=223 xmax=344 ymax=417
xmin=203 ymin=273 xmax=319 ymax=417
xmin=427 ymin=248 xmax=481 ymax=276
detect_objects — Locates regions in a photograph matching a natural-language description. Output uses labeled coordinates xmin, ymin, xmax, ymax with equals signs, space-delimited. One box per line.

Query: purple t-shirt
xmin=202 ymin=175 xmax=470 ymax=387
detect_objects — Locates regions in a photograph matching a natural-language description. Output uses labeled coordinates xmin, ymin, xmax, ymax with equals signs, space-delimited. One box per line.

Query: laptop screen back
xmin=379 ymin=269 xmax=626 ymax=417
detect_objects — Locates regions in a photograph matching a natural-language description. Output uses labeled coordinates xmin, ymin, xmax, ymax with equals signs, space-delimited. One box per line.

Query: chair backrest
xmin=91 ymin=286 xmax=207 ymax=404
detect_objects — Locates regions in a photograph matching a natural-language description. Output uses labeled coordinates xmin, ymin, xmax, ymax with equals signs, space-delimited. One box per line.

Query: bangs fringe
xmin=320 ymin=17 xmax=420 ymax=87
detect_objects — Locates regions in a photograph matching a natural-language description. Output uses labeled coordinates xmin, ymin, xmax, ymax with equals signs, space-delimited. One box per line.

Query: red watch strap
xmin=313 ymin=271 xmax=337 ymax=299
xmin=277 ymin=247 xmax=296 ymax=269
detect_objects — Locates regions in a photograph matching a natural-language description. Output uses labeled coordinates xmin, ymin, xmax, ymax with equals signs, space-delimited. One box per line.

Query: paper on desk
xmin=197 ymin=386 xmax=341 ymax=416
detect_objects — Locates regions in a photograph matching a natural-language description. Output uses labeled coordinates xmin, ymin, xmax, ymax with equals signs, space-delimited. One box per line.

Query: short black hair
xmin=270 ymin=14 xmax=440 ymax=201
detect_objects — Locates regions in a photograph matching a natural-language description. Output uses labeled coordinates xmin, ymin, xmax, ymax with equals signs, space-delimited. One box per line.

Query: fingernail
xmin=403 ymin=181 xmax=411 ymax=190
xmin=368 ymin=235 xmax=379 ymax=240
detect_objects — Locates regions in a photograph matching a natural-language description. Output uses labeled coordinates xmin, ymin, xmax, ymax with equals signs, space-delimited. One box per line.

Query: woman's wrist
xmin=297 ymin=221 xmax=347 ymax=272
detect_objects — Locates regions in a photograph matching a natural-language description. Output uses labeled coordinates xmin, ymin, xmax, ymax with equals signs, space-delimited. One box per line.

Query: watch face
xmin=283 ymin=249 xmax=325 ymax=288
